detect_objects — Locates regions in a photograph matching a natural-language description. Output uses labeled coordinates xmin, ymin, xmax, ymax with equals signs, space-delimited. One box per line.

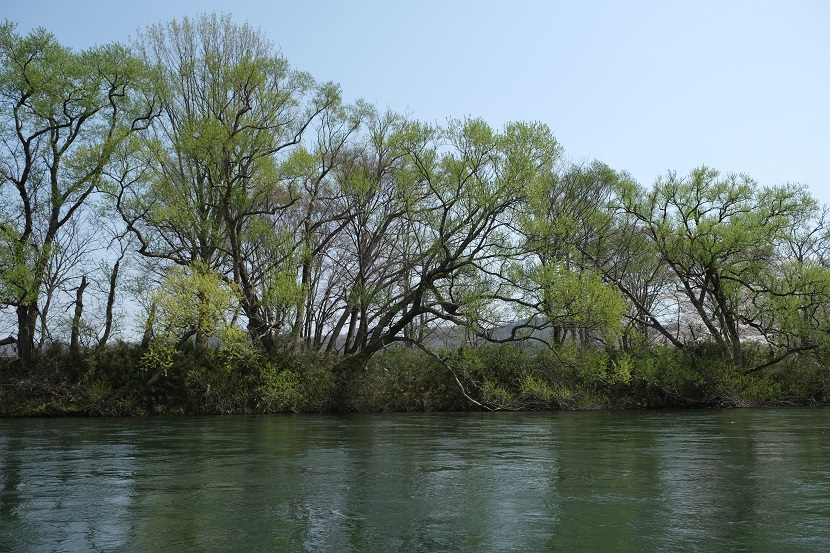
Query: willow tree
xmin=516 ymin=161 xmax=627 ymax=348
xmin=260 ymin=100 xmax=368 ymax=351
xmin=120 ymin=13 xmax=340 ymax=352
xmin=0 ymin=21 xmax=155 ymax=367
xmin=619 ymin=166 xmax=824 ymax=369
xmin=317 ymin=118 xmax=561 ymax=368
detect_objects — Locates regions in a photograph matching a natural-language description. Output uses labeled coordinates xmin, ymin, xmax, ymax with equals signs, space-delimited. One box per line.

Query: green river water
xmin=1 ymin=409 xmax=829 ymax=552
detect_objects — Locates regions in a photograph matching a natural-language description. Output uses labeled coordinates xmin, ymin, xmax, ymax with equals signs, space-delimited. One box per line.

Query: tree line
xmin=2 ymin=15 xmax=829 ymax=411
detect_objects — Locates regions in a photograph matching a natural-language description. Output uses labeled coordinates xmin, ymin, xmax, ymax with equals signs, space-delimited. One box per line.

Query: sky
xmin=5 ymin=0 xmax=829 ymax=204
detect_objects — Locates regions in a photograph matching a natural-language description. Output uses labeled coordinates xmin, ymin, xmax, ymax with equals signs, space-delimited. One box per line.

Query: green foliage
xmin=518 ymin=373 xmax=556 ymax=407
xmin=618 ymin=167 xmax=828 ymax=369
xmin=559 ymin=341 xmax=596 ymax=381
xmin=147 ymin=262 xmax=241 ymax=346
xmin=259 ymin=364 xmax=305 ymax=412
xmin=516 ymin=160 xmax=628 ymax=347
xmin=481 ymin=380 xmax=516 ymax=409
xmin=627 ymin=346 xmax=702 ymax=402
xmin=183 ymin=362 xmax=251 ymax=414
xmin=1 ymin=20 xmax=154 ymax=365
xmin=257 ymin=355 xmax=336 ymax=412
xmin=137 ymin=263 xmax=252 ymax=410
xmin=2 ymin=341 xmax=830 ymax=415
xmin=0 ymin=224 xmax=39 ymax=303
xmin=140 ymin=340 xmax=175 ymax=376
xmin=610 ymin=351 xmax=634 ymax=386
xmin=536 ymin=263 xmax=626 ymax=341
xmin=3 ymin=14 xmax=830 ymax=415
xmin=348 ymin=348 xmax=465 ymax=412
xmin=261 ymin=263 xmax=307 ymax=311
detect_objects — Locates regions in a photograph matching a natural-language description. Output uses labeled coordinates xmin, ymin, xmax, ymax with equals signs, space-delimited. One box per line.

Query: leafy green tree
xmin=261 ymin=100 xmax=367 ymax=351
xmin=742 ymin=205 xmax=830 ymax=371
xmin=320 ymin=117 xmax=561 ymax=368
xmin=0 ymin=21 xmax=155 ymax=367
xmin=140 ymin=262 xmax=245 ymax=382
xmin=574 ymin=175 xmax=679 ymax=351
xmin=517 ymin=161 xmax=626 ymax=347
xmin=321 ymin=109 xmax=430 ymax=355
xmin=121 ymin=13 xmax=340 ymax=353
xmin=618 ymin=166 xmax=824 ymax=369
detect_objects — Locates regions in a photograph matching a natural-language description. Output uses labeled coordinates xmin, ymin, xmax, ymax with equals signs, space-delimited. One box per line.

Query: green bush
xmin=257 ymin=354 xmax=337 ymax=413
xmin=481 ymin=380 xmax=516 ymax=409
xmin=347 ymin=347 xmax=465 ymax=412
xmin=518 ymin=373 xmax=555 ymax=408
xmin=2 ymin=338 xmax=829 ymax=415
xmin=258 ymin=364 xmax=304 ymax=412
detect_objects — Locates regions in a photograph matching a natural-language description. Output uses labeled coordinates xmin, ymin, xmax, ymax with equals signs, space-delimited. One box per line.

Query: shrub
xmin=518 ymin=373 xmax=555 ymax=408
xmin=481 ymin=380 xmax=516 ymax=410
xmin=258 ymin=354 xmax=337 ymax=413
xmin=259 ymin=363 xmax=305 ymax=412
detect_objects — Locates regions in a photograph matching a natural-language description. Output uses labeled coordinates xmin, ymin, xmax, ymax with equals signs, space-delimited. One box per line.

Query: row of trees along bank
xmin=2 ymin=14 xmax=830 ymax=413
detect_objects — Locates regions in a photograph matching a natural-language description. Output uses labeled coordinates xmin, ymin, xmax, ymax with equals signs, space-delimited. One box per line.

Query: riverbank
xmin=1 ymin=343 xmax=828 ymax=416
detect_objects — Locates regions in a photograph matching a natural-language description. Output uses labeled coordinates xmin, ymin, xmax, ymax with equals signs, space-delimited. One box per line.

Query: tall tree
xmin=0 ymin=21 xmax=155 ymax=367
xmin=319 ymin=118 xmax=561 ymax=367
xmin=618 ymin=166 xmax=823 ymax=369
xmin=516 ymin=161 xmax=627 ymax=348
xmin=121 ymin=13 xmax=340 ymax=352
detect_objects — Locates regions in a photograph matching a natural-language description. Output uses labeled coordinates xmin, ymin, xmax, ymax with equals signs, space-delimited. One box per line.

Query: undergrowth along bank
xmin=1 ymin=343 xmax=827 ymax=416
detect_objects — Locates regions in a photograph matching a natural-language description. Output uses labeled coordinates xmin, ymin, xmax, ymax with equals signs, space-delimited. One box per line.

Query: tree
xmin=140 ymin=262 xmax=243 ymax=383
xmin=573 ymin=175 xmax=680 ymax=351
xmin=516 ymin=161 xmax=627 ymax=348
xmin=243 ymin=100 xmax=367 ymax=352
xmin=319 ymin=109 xmax=429 ymax=355
xmin=618 ymin=166 xmax=824 ymax=369
xmin=741 ymin=203 xmax=830 ymax=372
xmin=321 ymin=117 xmax=561 ymax=368
xmin=121 ymin=13 xmax=340 ymax=353
xmin=0 ymin=21 xmax=155 ymax=367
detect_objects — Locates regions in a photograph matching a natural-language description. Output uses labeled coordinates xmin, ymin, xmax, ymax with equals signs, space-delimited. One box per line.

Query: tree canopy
xmin=2 ymin=14 xmax=829 ymax=408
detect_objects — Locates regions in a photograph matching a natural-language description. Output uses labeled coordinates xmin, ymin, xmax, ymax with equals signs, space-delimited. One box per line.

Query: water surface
xmin=1 ymin=409 xmax=829 ymax=552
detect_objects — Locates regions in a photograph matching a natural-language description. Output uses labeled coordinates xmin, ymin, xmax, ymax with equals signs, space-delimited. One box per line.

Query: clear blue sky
xmin=6 ymin=0 xmax=829 ymax=204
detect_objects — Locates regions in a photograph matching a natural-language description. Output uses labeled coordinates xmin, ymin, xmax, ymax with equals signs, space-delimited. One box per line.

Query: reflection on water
xmin=1 ymin=410 xmax=829 ymax=552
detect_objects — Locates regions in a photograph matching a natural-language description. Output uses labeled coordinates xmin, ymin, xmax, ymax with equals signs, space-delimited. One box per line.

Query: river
xmin=1 ymin=409 xmax=829 ymax=552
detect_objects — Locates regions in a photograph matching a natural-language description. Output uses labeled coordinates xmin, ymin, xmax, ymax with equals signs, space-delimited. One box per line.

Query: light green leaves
xmin=619 ymin=165 xmax=829 ymax=368
xmin=0 ymin=225 xmax=39 ymax=304
xmin=145 ymin=263 xmax=239 ymax=359
xmin=537 ymin=263 xmax=626 ymax=341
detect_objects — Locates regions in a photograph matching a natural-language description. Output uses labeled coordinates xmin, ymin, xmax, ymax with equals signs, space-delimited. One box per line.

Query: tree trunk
xmin=245 ymin=311 xmax=276 ymax=353
xmin=96 ymin=258 xmax=121 ymax=353
xmin=16 ymin=303 xmax=39 ymax=369
xmin=727 ymin=319 xmax=743 ymax=367
xmin=37 ymin=291 xmax=53 ymax=352
xmin=344 ymin=307 xmax=359 ymax=354
xmin=325 ymin=306 xmax=351 ymax=354
xmin=194 ymin=291 xmax=208 ymax=350
xmin=70 ymin=275 xmax=89 ymax=355
xmin=289 ymin=261 xmax=311 ymax=348
xmin=141 ymin=302 xmax=156 ymax=348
